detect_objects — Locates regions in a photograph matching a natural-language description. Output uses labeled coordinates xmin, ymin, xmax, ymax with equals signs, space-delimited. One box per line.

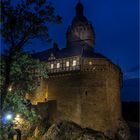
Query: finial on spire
xmin=76 ymin=0 xmax=84 ymax=16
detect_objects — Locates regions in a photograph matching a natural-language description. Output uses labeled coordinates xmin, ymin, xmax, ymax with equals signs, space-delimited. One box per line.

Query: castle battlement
xmin=47 ymin=56 xmax=121 ymax=74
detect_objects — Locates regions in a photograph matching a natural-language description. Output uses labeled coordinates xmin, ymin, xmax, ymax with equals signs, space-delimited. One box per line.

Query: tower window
xmin=50 ymin=64 xmax=54 ymax=69
xmin=73 ymin=60 xmax=76 ymax=66
xmin=57 ymin=63 xmax=60 ymax=68
xmin=85 ymin=91 xmax=87 ymax=96
xmin=89 ymin=61 xmax=92 ymax=65
xmin=66 ymin=61 xmax=69 ymax=67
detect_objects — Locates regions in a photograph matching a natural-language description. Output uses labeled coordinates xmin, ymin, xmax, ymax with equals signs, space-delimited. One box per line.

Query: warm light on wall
xmin=13 ymin=114 xmax=24 ymax=127
xmin=15 ymin=114 xmax=20 ymax=121
xmin=45 ymin=90 xmax=48 ymax=101
xmin=8 ymin=86 xmax=12 ymax=91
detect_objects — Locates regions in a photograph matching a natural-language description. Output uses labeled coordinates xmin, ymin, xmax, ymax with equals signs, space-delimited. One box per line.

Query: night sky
xmin=1 ymin=0 xmax=139 ymax=100
xmin=28 ymin=0 xmax=139 ymax=80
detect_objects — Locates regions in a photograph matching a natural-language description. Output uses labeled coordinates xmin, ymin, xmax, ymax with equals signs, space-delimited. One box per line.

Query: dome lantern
xmin=66 ymin=2 xmax=95 ymax=48
xmin=76 ymin=1 xmax=84 ymax=16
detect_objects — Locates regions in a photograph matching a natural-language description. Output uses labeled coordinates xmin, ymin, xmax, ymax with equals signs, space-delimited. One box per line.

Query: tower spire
xmin=76 ymin=1 xmax=84 ymax=16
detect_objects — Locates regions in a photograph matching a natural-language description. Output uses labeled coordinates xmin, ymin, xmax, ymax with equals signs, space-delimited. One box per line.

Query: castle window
xmin=89 ymin=61 xmax=92 ymax=65
xmin=66 ymin=61 xmax=69 ymax=67
xmin=48 ymin=53 xmax=55 ymax=60
xmin=50 ymin=63 xmax=54 ymax=69
xmin=85 ymin=91 xmax=87 ymax=96
xmin=57 ymin=63 xmax=60 ymax=68
xmin=72 ymin=60 xmax=76 ymax=66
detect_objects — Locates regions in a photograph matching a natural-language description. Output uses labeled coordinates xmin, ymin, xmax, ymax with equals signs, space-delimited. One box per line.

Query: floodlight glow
xmin=6 ymin=114 xmax=13 ymax=120
xmin=8 ymin=86 xmax=12 ymax=91
xmin=16 ymin=114 xmax=20 ymax=118
xmin=15 ymin=114 xmax=20 ymax=121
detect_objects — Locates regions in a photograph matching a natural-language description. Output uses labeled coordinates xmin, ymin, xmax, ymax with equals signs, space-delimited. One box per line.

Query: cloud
xmin=123 ymin=66 xmax=139 ymax=79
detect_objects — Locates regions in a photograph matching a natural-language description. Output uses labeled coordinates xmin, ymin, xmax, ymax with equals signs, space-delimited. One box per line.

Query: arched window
xmin=57 ymin=63 xmax=60 ymax=68
xmin=66 ymin=61 xmax=69 ymax=67
xmin=89 ymin=61 xmax=92 ymax=65
xmin=73 ymin=60 xmax=76 ymax=66
xmin=51 ymin=64 xmax=54 ymax=69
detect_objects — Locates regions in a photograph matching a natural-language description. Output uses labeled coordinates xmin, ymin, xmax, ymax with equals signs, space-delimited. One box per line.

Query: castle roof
xmin=33 ymin=45 xmax=106 ymax=61
xmin=71 ymin=2 xmax=88 ymax=27
xmin=32 ymin=2 xmax=106 ymax=62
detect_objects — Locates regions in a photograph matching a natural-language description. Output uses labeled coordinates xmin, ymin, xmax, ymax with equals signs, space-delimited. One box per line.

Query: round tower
xmin=66 ymin=2 xmax=95 ymax=48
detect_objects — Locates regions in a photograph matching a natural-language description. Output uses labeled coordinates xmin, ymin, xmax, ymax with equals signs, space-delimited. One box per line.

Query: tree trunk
xmin=1 ymin=53 xmax=12 ymax=112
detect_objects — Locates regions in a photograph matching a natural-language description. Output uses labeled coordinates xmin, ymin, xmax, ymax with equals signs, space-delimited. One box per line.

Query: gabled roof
xmin=32 ymin=47 xmax=60 ymax=61
xmin=32 ymin=45 xmax=107 ymax=62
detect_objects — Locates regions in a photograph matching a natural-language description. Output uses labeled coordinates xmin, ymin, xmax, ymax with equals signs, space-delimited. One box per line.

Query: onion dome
xmin=66 ymin=2 xmax=95 ymax=49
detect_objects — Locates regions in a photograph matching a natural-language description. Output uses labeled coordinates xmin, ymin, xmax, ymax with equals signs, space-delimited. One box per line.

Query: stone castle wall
xmin=28 ymin=58 xmax=122 ymax=137
xmin=66 ymin=23 xmax=95 ymax=48
xmin=26 ymin=79 xmax=48 ymax=105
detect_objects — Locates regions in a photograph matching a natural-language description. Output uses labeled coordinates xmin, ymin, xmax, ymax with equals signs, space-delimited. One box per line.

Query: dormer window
xmin=66 ymin=61 xmax=69 ymax=67
xmin=50 ymin=64 xmax=54 ymax=69
xmin=48 ymin=53 xmax=55 ymax=60
xmin=57 ymin=63 xmax=60 ymax=68
xmin=73 ymin=60 xmax=76 ymax=66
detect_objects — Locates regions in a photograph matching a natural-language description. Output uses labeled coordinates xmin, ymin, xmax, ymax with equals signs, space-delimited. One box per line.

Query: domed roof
xmin=66 ymin=2 xmax=96 ymax=48
xmin=76 ymin=2 xmax=84 ymax=14
xmin=72 ymin=15 xmax=88 ymax=26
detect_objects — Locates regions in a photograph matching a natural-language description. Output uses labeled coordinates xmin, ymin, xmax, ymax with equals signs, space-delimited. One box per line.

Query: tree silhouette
xmin=0 ymin=0 xmax=61 ymax=109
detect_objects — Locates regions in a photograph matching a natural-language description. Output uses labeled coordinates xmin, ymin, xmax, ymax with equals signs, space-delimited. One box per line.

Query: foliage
xmin=1 ymin=53 xmax=47 ymax=121
xmin=0 ymin=0 xmax=61 ymax=138
xmin=0 ymin=0 xmax=61 ymax=48
xmin=0 ymin=52 xmax=48 ymax=94
xmin=10 ymin=52 xmax=48 ymax=93
xmin=0 ymin=52 xmax=48 ymax=139
xmin=0 ymin=56 xmax=5 ymax=90
xmin=0 ymin=0 xmax=61 ymax=107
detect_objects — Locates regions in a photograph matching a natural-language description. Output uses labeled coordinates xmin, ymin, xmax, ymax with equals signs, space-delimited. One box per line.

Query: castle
xmin=29 ymin=2 xmax=124 ymax=138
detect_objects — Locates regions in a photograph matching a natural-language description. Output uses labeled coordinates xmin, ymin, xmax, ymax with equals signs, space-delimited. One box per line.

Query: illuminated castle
xmin=29 ymin=2 xmax=124 ymax=138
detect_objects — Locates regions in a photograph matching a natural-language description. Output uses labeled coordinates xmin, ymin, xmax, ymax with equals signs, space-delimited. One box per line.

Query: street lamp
xmin=6 ymin=114 xmax=13 ymax=120
xmin=2 ymin=113 xmax=13 ymax=124
xmin=8 ymin=86 xmax=12 ymax=91
xmin=14 ymin=114 xmax=20 ymax=122
xmin=5 ymin=114 xmax=22 ymax=140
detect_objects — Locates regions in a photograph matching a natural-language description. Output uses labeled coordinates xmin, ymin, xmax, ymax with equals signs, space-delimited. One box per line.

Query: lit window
xmin=8 ymin=86 xmax=12 ymax=91
xmin=66 ymin=61 xmax=69 ymax=67
xmin=57 ymin=63 xmax=60 ymax=68
xmin=73 ymin=60 xmax=76 ymax=66
xmin=89 ymin=61 xmax=92 ymax=65
xmin=51 ymin=64 xmax=54 ymax=69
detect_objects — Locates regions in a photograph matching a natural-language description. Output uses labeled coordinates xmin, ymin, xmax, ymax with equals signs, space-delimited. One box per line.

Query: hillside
xmin=121 ymin=78 xmax=139 ymax=101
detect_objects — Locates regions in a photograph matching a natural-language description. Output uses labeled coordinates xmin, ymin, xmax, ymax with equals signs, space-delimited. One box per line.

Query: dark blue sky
xmin=1 ymin=0 xmax=139 ymax=80
xmin=30 ymin=0 xmax=139 ymax=80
